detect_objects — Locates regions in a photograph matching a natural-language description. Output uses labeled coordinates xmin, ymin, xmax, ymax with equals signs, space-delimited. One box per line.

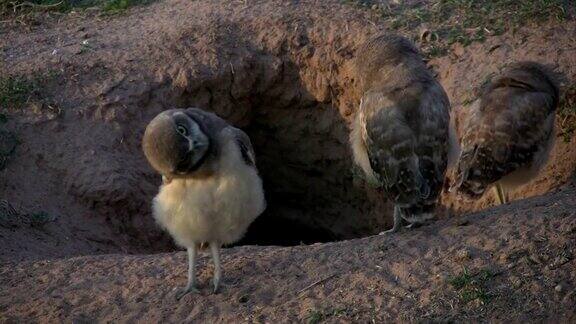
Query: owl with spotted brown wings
xmin=350 ymin=34 xmax=455 ymax=233
xmin=452 ymin=62 xmax=560 ymax=204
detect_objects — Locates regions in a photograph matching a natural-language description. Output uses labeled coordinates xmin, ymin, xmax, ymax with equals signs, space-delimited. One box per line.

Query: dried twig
xmin=11 ymin=1 xmax=63 ymax=12
xmin=297 ymin=273 xmax=337 ymax=296
xmin=229 ymin=61 xmax=235 ymax=75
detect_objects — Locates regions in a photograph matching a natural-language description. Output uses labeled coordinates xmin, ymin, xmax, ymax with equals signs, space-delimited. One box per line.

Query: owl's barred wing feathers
xmin=361 ymin=91 xmax=430 ymax=207
xmin=354 ymin=78 xmax=450 ymax=219
xmin=409 ymin=82 xmax=451 ymax=214
xmin=455 ymin=72 xmax=558 ymax=197
xmin=350 ymin=33 xmax=452 ymax=228
xmin=228 ymin=126 xmax=256 ymax=167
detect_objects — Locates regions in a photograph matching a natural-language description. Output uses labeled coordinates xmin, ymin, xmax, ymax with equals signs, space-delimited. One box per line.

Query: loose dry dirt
xmin=2 ymin=184 xmax=576 ymax=322
xmin=0 ymin=0 xmax=575 ymax=322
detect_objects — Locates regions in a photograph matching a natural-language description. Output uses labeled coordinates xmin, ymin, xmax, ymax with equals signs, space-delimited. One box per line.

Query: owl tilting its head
xmin=143 ymin=108 xmax=231 ymax=181
xmin=452 ymin=62 xmax=560 ymax=204
xmin=142 ymin=108 xmax=265 ymax=298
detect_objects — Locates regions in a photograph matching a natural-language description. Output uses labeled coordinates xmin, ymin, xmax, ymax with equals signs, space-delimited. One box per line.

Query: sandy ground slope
xmin=1 ymin=183 xmax=575 ymax=322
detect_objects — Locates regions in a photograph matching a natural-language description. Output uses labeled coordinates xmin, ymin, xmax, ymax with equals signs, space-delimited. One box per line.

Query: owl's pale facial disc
xmin=172 ymin=112 xmax=210 ymax=174
xmin=142 ymin=110 xmax=210 ymax=177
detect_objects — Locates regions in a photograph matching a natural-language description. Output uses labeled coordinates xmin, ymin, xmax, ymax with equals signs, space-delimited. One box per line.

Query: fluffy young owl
xmin=350 ymin=33 xmax=454 ymax=233
xmin=142 ymin=108 xmax=266 ymax=299
xmin=453 ymin=62 xmax=559 ymax=204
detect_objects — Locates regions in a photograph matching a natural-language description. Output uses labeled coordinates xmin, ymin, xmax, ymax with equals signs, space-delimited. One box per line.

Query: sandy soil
xmin=1 ymin=0 xmax=575 ymax=250
xmin=2 ymin=183 xmax=576 ymax=322
xmin=0 ymin=0 xmax=576 ymax=321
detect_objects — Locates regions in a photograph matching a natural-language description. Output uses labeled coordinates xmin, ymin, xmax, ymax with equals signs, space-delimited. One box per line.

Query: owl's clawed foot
xmin=379 ymin=227 xmax=399 ymax=235
xmin=380 ymin=207 xmax=403 ymax=235
xmin=175 ymin=285 xmax=199 ymax=300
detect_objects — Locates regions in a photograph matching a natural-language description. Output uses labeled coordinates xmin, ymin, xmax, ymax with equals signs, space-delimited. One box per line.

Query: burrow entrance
xmin=159 ymin=49 xmax=392 ymax=247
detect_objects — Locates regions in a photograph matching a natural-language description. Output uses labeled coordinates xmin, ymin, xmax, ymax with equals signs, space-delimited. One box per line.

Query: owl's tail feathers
xmin=416 ymin=170 xmax=431 ymax=199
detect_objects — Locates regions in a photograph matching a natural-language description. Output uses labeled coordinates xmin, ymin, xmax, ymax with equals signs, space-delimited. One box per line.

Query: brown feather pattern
xmin=352 ymin=34 xmax=451 ymax=223
xmin=454 ymin=62 xmax=559 ymax=197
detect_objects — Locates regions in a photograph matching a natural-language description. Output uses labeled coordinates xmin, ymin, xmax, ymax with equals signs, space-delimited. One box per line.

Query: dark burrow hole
xmin=231 ymin=119 xmax=354 ymax=247
xmin=162 ymin=55 xmax=385 ymax=248
xmin=233 ymin=184 xmax=336 ymax=247
xmin=236 ymin=212 xmax=337 ymax=246
xmin=214 ymin=100 xmax=380 ymax=247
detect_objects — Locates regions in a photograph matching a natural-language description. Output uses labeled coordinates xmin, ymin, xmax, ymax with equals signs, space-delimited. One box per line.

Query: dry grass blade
xmin=297 ymin=273 xmax=337 ymax=296
xmin=10 ymin=0 xmax=63 ymax=12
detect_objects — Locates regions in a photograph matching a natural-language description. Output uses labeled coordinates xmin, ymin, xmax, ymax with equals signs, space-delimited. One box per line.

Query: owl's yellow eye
xmin=177 ymin=125 xmax=188 ymax=136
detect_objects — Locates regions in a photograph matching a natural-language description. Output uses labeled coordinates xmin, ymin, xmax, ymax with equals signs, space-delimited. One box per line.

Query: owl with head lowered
xmin=350 ymin=33 xmax=455 ymax=233
xmin=452 ymin=62 xmax=559 ymax=204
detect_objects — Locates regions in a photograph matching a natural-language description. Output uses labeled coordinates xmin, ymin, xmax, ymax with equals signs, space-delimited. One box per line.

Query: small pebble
xmin=455 ymin=248 xmax=471 ymax=261
xmin=509 ymin=276 xmax=522 ymax=287
xmin=555 ymin=284 xmax=563 ymax=293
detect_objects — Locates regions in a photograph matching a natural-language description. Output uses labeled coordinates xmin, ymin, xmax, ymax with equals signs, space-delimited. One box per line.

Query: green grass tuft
xmin=0 ymin=71 xmax=62 ymax=116
xmin=102 ymin=0 xmax=142 ymax=13
xmin=345 ymin=0 xmax=574 ymax=57
xmin=0 ymin=72 xmax=62 ymax=170
xmin=28 ymin=211 xmax=57 ymax=227
xmin=448 ymin=268 xmax=494 ymax=305
xmin=0 ymin=76 xmax=38 ymax=109
xmin=1 ymin=0 xmax=154 ymax=18
xmin=0 ymin=200 xmax=57 ymax=228
xmin=448 ymin=268 xmax=474 ymax=289
xmin=307 ymin=310 xmax=325 ymax=324
xmin=305 ymin=307 xmax=350 ymax=323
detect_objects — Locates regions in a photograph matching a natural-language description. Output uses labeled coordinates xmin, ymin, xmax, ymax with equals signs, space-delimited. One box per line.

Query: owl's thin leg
xmin=493 ymin=183 xmax=507 ymax=205
xmin=380 ymin=206 xmax=403 ymax=234
xmin=175 ymin=245 xmax=199 ymax=300
xmin=500 ymin=184 xmax=508 ymax=204
xmin=210 ymin=242 xmax=222 ymax=294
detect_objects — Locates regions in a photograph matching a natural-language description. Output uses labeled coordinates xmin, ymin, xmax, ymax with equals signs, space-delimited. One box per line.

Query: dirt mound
xmin=2 ymin=183 xmax=575 ymax=322
xmin=1 ymin=0 xmax=576 ymax=254
xmin=1 ymin=0 xmax=381 ymax=254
